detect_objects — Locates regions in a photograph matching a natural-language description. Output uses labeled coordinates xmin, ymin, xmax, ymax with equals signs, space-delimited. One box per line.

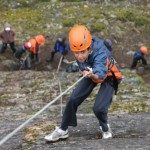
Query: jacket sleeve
xmin=12 ymin=30 xmax=15 ymax=37
xmin=92 ymin=49 xmax=108 ymax=80
xmin=133 ymin=50 xmax=143 ymax=59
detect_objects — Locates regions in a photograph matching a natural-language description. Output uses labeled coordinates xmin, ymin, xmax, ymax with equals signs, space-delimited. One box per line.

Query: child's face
xmin=73 ymin=48 xmax=91 ymax=63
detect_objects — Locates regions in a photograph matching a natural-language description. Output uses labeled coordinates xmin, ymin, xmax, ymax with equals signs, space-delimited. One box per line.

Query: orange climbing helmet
xmin=69 ymin=25 xmax=92 ymax=52
xmin=140 ymin=46 xmax=148 ymax=54
xmin=35 ymin=35 xmax=45 ymax=45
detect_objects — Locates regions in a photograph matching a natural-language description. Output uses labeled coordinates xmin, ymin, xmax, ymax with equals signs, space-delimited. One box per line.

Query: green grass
xmin=91 ymin=23 xmax=106 ymax=32
xmin=114 ymin=8 xmax=150 ymax=27
xmin=110 ymin=100 xmax=150 ymax=113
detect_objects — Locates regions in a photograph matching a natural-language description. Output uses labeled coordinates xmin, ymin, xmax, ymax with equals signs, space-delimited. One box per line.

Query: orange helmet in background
xmin=140 ymin=46 xmax=148 ymax=54
xmin=69 ymin=25 xmax=92 ymax=52
xmin=35 ymin=35 xmax=45 ymax=45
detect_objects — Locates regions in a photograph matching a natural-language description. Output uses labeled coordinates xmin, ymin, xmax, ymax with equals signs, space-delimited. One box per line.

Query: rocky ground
xmin=0 ymin=68 xmax=150 ymax=150
xmin=1 ymin=113 xmax=150 ymax=150
xmin=0 ymin=0 xmax=150 ymax=150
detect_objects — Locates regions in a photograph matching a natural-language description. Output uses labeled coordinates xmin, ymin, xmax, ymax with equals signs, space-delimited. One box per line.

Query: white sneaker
xmin=44 ymin=127 xmax=69 ymax=142
xmin=100 ymin=124 xmax=112 ymax=139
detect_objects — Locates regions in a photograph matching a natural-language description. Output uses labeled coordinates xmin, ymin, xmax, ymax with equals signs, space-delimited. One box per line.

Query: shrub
xmin=115 ymin=9 xmax=135 ymax=22
xmin=63 ymin=19 xmax=76 ymax=27
xmin=134 ymin=16 xmax=150 ymax=27
xmin=91 ymin=23 xmax=106 ymax=32
xmin=114 ymin=8 xmax=150 ymax=27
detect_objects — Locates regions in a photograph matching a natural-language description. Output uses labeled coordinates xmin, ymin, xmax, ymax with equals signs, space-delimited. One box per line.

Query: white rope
xmin=0 ymin=75 xmax=85 ymax=146
xmin=56 ymin=56 xmax=64 ymax=116
xmin=57 ymin=56 xmax=63 ymax=116
xmin=58 ymin=79 xmax=63 ymax=116
xmin=56 ymin=55 xmax=63 ymax=73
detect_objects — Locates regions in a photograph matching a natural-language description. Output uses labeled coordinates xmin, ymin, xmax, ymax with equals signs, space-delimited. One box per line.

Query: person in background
xmin=14 ymin=42 xmax=32 ymax=69
xmin=44 ymin=25 xmax=122 ymax=142
xmin=131 ymin=46 xmax=149 ymax=69
xmin=46 ymin=34 xmax=69 ymax=62
xmin=14 ymin=35 xmax=45 ymax=69
xmin=0 ymin=24 xmax=17 ymax=54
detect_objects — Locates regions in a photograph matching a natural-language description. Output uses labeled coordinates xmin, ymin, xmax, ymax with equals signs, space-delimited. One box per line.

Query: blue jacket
xmin=54 ymin=40 xmax=68 ymax=54
xmin=77 ymin=37 xmax=111 ymax=80
xmin=133 ymin=50 xmax=145 ymax=60
xmin=104 ymin=40 xmax=112 ymax=52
